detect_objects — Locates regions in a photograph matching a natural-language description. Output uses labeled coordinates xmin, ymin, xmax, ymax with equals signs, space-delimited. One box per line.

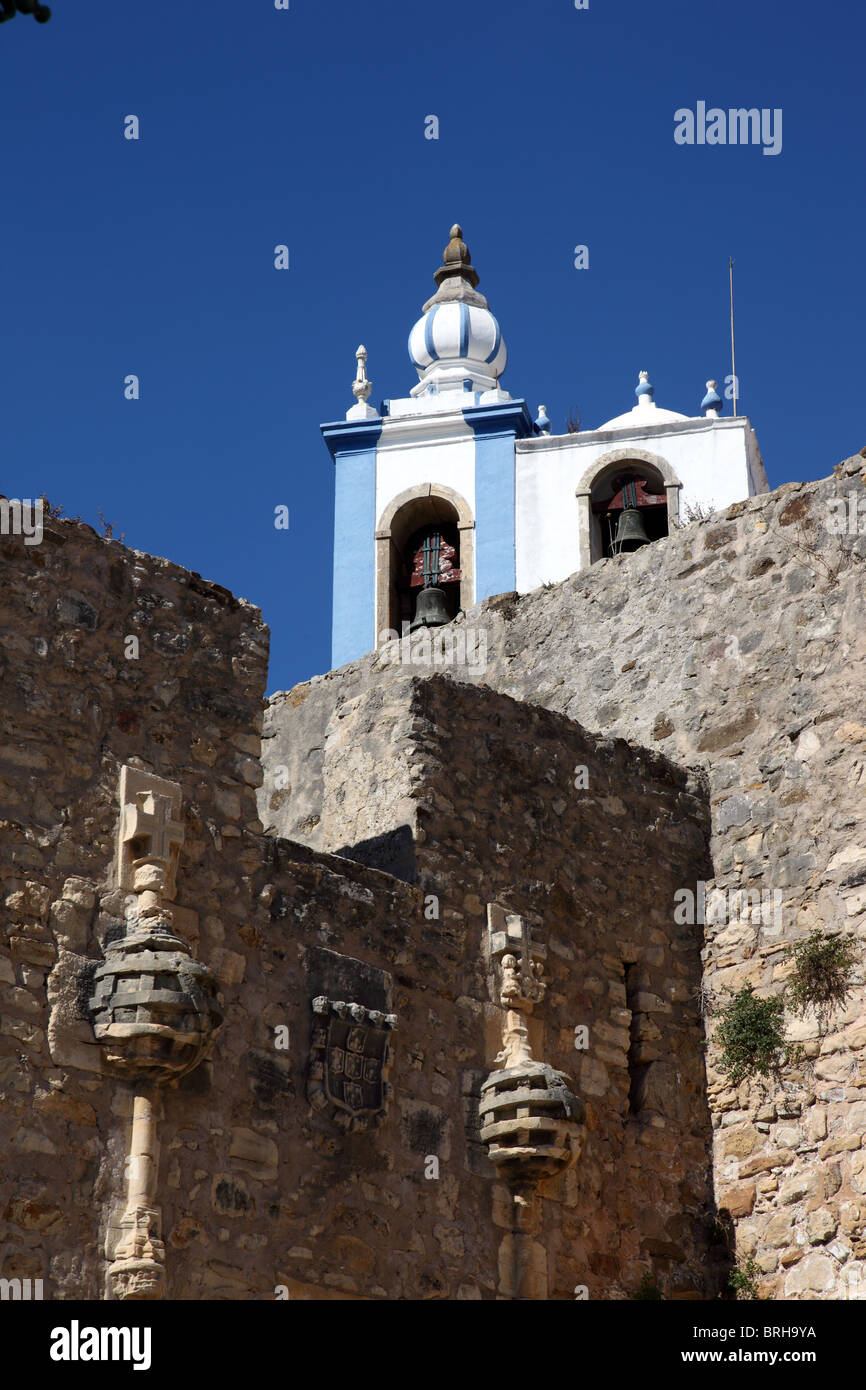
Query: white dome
xmin=408 ymin=302 xmax=507 ymax=396
xmin=598 ymin=401 xmax=690 ymax=431
xmin=598 ymin=374 xmax=688 ymax=431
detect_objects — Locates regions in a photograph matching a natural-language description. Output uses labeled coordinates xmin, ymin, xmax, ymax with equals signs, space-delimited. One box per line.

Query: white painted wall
xmin=375 ymin=411 xmax=477 ymax=589
xmin=515 ymin=417 xmax=764 ymax=593
xmin=515 ymin=443 xmax=581 ymax=590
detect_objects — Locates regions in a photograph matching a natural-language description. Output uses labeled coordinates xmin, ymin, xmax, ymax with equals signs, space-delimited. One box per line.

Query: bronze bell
xmin=612 ymin=507 xmax=651 ymax=554
xmin=410 ymin=585 xmax=450 ymax=631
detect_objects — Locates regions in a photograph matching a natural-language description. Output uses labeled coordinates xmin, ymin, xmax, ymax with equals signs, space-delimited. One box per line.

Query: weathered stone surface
xmin=720 ymin=1182 xmax=756 ymax=1218
xmin=784 ymin=1253 xmax=836 ymax=1295
xmin=762 ymin=1210 xmax=793 ymax=1247
xmin=259 ymin=460 xmax=866 ymax=1300
xmin=3 ymin=461 xmax=865 ymax=1301
xmin=228 ymin=1128 xmax=279 ymax=1181
xmin=780 ymin=1173 xmax=816 ymax=1206
xmin=4 ymin=1198 xmax=64 ymax=1233
xmin=807 ymin=1209 xmax=838 ymax=1245
xmin=0 ymin=512 xmax=719 ymax=1301
xmin=33 ymin=1089 xmax=97 ymax=1127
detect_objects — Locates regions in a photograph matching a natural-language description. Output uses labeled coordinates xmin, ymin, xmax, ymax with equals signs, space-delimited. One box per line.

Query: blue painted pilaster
xmin=465 ymin=401 xmax=533 ymax=600
xmin=322 ymin=417 xmax=382 ymax=669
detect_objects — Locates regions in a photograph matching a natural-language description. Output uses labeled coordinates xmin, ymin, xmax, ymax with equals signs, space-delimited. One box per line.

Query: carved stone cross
xmin=117 ymin=765 xmax=185 ymax=914
xmin=125 ymin=791 xmax=185 ymax=866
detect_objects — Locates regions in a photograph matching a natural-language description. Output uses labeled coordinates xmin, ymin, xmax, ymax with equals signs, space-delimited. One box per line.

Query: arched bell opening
xmin=374 ymin=486 xmax=475 ymax=645
xmin=590 ymin=464 xmax=670 ymax=560
xmin=401 ymin=522 xmax=462 ymax=630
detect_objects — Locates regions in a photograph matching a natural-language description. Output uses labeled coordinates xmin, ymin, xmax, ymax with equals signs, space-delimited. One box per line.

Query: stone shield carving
xmin=307 ymin=997 xmax=396 ymax=1131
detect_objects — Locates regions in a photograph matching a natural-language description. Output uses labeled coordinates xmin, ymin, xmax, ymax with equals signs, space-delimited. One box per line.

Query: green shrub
xmin=714 ymin=987 xmax=791 ymax=1085
xmin=786 ymin=931 xmax=859 ymax=1023
xmin=728 ymin=1256 xmax=762 ymax=1300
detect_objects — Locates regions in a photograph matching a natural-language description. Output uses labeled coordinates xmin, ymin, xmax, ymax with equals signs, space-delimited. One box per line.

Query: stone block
xmin=211 ymin=947 xmax=246 ymax=987
xmin=784 ymin=1253 xmax=836 ymax=1295
xmin=761 ymin=1210 xmax=793 ymax=1248
xmin=807 ymin=1209 xmax=838 ymax=1244
xmin=61 ymin=878 xmax=97 ymax=910
xmin=12 ymin=1128 xmax=57 ymax=1156
xmin=850 ymin=1153 xmax=866 ymax=1196
xmin=720 ymin=1182 xmax=756 ymax=1217
xmin=4 ymin=882 xmax=51 ymax=920
xmin=9 ymin=936 xmax=56 ymax=967
xmin=779 ymin=1172 xmax=815 ymax=1205
xmin=229 ymin=1127 xmax=279 ymax=1181
xmin=722 ymin=1126 xmax=760 ymax=1158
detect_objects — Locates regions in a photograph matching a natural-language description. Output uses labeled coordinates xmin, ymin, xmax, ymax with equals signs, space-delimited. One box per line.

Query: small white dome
xmin=598 ymin=372 xmax=688 ymax=431
xmin=598 ymin=402 xmax=689 ymax=431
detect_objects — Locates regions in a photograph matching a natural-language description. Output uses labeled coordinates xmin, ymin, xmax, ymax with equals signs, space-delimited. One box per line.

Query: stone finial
xmin=346 ymin=344 xmax=378 ymax=421
xmin=434 ymin=223 xmax=480 ymax=290
xmin=635 ymin=370 xmax=654 ymax=404
xmin=422 ymin=223 xmax=490 ymax=312
xmin=352 ymin=345 xmax=372 ymax=404
xmin=701 ymin=379 xmax=723 ymax=418
xmin=535 ymin=405 xmax=551 ymax=435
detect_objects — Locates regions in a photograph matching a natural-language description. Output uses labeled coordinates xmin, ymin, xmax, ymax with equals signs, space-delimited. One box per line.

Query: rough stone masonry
xmin=1 ymin=452 xmax=864 ymax=1300
xmin=0 ymin=504 xmax=714 ymax=1300
xmin=261 ymin=452 xmax=866 ymax=1299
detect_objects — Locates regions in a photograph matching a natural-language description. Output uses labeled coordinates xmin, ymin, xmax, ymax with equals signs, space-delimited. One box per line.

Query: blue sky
xmin=2 ymin=0 xmax=864 ymax=693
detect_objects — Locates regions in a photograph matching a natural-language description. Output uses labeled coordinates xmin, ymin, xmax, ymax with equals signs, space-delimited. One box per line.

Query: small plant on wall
xmin=727 ymin=1256 xmax=762 ymax=1301
xmin=634 ymin=1271 xmax=664 ymax=1300
xmin=713 ymin=987 xmax=796 ymax=1085
xmin=785 ymin=931 xmax=859 ymax=1030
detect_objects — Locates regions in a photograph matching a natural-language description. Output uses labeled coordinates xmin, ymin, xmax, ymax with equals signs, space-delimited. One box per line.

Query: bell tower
xmin=321 ymin=224 xmax=533 ymax=670
xmin=320 ymin=226 xmax=768 ymax=672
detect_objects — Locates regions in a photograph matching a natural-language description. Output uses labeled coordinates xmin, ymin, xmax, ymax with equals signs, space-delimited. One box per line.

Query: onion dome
xmin=408 ymin=224 xmax=508 ymax=397
xmin=408 ymin=301 xmax=506 ymax=386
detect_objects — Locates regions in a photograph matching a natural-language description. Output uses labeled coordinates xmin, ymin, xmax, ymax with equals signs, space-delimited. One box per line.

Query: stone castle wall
xmin=321 ymin=674 xmax=717 ymax=1297
xmin=261 ymin=453 xmax=866 ymax=1297
xmin=1 ymin=510 xmax=717 ymax=1300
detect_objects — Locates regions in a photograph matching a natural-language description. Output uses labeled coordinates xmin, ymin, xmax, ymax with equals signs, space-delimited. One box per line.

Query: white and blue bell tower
xmin=322 ymin=225 xmax=768 ymax=671
xmin=322 ymin=225 xmax=533 ymax=670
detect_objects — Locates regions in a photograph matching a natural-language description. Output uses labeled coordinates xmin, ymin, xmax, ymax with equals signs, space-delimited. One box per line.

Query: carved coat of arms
xmin=307 ymin=997 xmax=397 ymax=1131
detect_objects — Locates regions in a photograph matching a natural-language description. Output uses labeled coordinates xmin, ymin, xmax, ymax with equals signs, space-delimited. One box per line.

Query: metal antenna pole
xmin=729 ymin=258 xmax=738 ymax=418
